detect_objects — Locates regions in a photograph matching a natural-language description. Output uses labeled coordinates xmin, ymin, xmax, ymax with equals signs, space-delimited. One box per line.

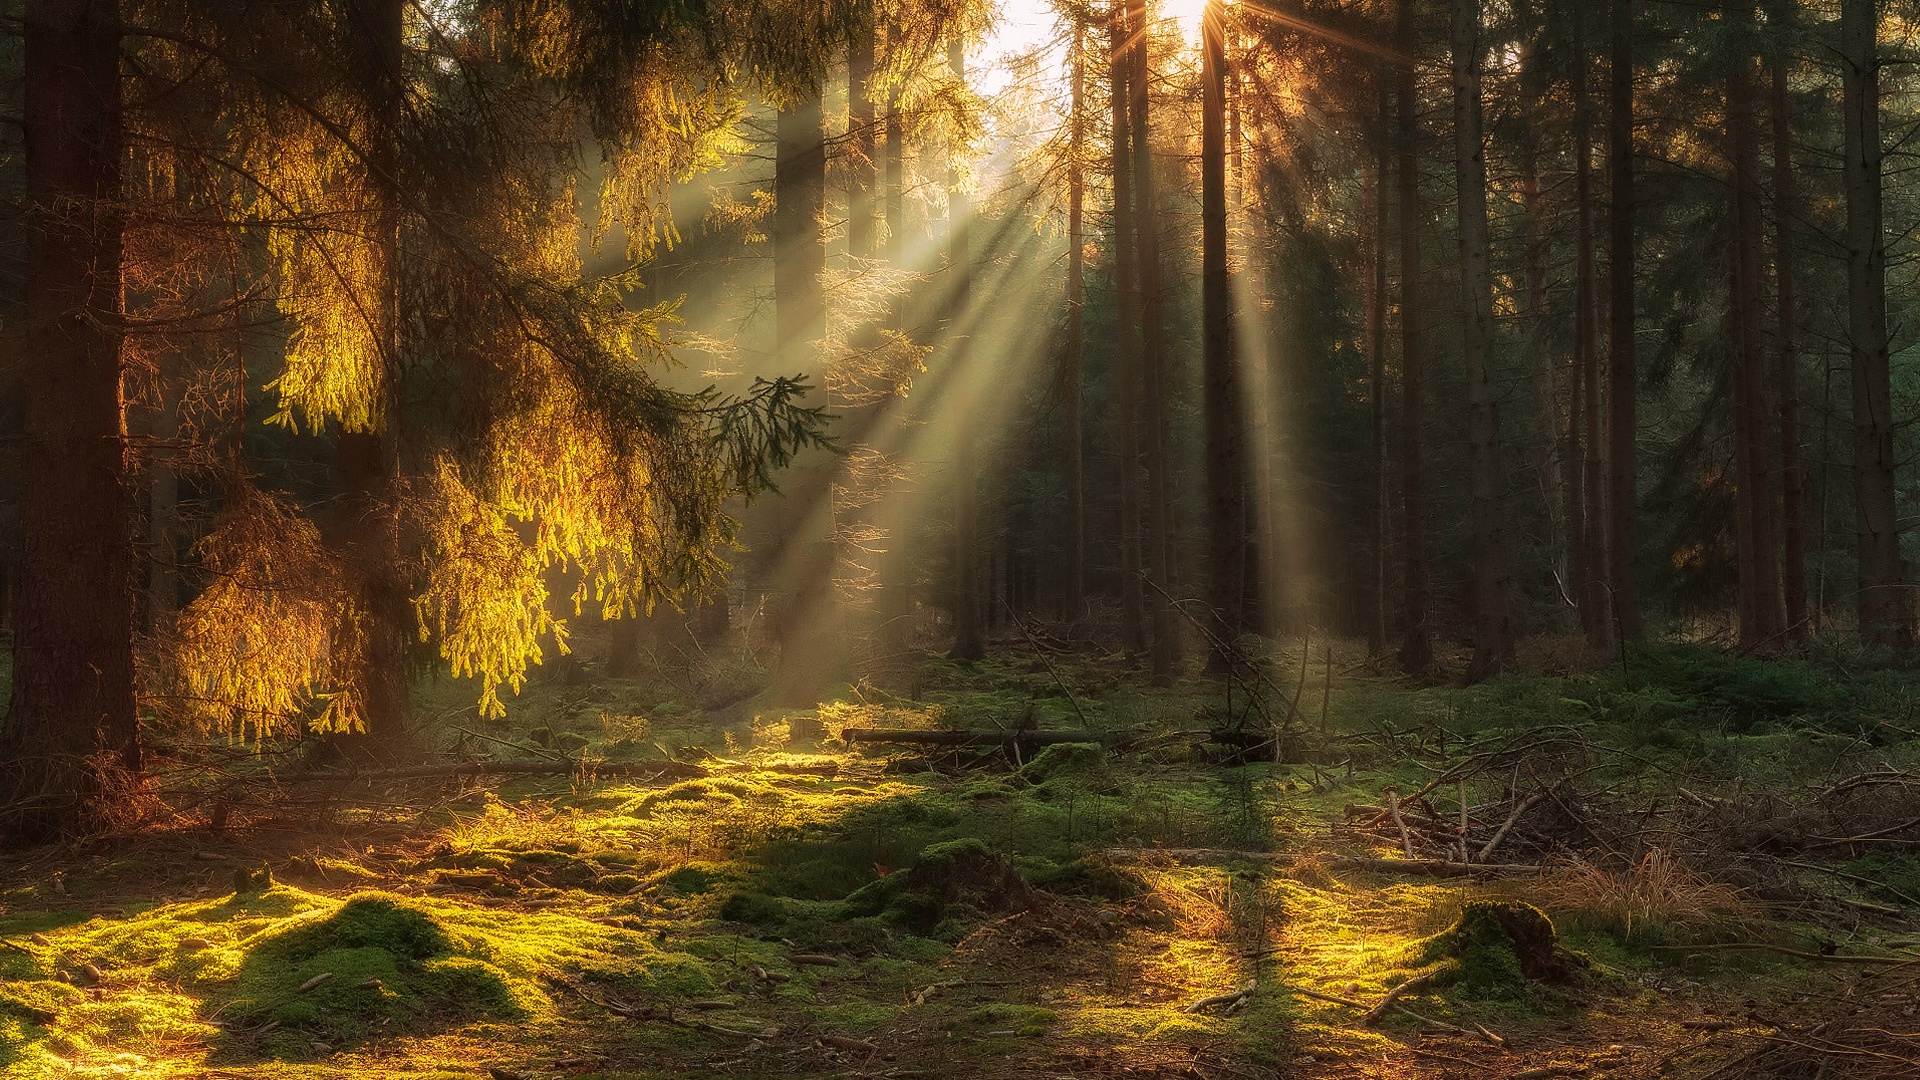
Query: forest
xmin=3 ymin=0 xmax=1920 ymax=1077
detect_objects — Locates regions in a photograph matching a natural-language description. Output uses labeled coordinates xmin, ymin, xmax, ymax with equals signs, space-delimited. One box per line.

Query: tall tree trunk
xmin=1515 ymin=0 xmax=1562 ymax=621
xmin=1452 ymin=0 xmax=1514 ymax=681
xmin=147 ymin=378 xmax=181 ymax=633
xmin=1606 ymin=0 xmax=1639 ymax=639
xmin=1202 ymin=0 xmax=1244 ymax=669
xmin=773 ymin=82 xmax=836 ymax=692
xmin=1726 ymin=17 xmax=1786 ymax=649
xmin=1368 ymin=85 xmax=1392 ymax=659
xmin=2 ymin=0 xmax=139 ymax=839
xmin=1842 ymin=0 xmax=1911 ymax=649
xmin=333 ymin=0 xmax=408 ymax=745
xmin=1129 ymin=0 xmax=1177 ymax=683
xmin=849 ymin=24 xmax=878 ymax=262
xmin=948 ymin=36 xmax=985 ymax=662
xmin=1110 ymin=0 xmax=1146 ymax=657
xmin=877 ymin=19 xmax=911 ymax=651
xmin=1769 ymin=21 xmax=1808 ymax=641
xmin=1394 ymin=0 xmax=1433 ymax=674
xmin=1572 ymin=20 xmax=1610 ymax=650
xmin=1064 ymin=23 xmax=1087 ymax=624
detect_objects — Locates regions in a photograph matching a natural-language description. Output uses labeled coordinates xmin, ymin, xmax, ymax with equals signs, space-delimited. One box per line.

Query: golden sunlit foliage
xmin=415 ymin=457 xmax=565 ymax=719
xmin=169 ymin=484 xmax=364 ymax=738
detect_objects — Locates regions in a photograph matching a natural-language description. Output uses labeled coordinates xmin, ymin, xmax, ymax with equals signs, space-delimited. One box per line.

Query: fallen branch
xmin=843 ymin=729 xmax=1105 ymax=748
xmin=1648 ymin=943 xmax=1919 ymax=965
xmin=1186 ymin=984 xmax=1253 ymax=1013
xmin=1270 ymin=982 xmax=1491 ymax=1043
xmin=279 ymin=758 xmax=709 ymax=783
xmin=1362 ymin=971 xmax=1436 ymax=1025
xmin=1477 ymin=793 xmax=1545 ymax=863
xmin=1105 ymin=847 xmax=1542 ymax=878
xmin=1386 ymin=788 xmax=1416 ymax=859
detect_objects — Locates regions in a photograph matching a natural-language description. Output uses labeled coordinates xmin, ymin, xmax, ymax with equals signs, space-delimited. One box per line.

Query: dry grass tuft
xmin=1536 ymin=848 xmax=1759 ymax=944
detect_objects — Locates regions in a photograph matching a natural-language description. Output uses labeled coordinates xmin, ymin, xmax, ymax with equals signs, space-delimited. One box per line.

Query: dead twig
xmin=1649 ymin=942 xmax=1919 ymax=965
xmin=1477 ymin=793 xmax=1545 ymax=863
xmin=1386 ymin=788 xmax=1416 ymax=859
xmin=1362 ymin=971 xmax=1437 ymax=1025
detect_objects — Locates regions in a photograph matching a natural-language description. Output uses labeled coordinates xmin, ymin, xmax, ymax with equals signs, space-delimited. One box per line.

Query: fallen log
xmin=278 ymin=758 xmax=711 ymax=783
xmin=1104 ymin=847 xmax=1542 ymax=878
xmin=842 ymin=729 xmax=1105 ymax=747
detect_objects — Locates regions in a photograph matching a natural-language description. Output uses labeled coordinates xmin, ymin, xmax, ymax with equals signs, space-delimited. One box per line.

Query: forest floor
xmin=3 ymin=636 xmax=1920 ymax=1079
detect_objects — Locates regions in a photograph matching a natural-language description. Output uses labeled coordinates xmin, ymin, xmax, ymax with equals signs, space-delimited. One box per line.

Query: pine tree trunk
xmin=332 ymin=0 xmax=408 ymax=744
xmin=1110 ymin=0 xmax=1147 ymax=658
xmin=1394 ymin=0 xmax=1433 ymax=675
xmin=1368 ymin=86 xmax=1392 ymax=659
xmin=1064 ymin=24 xmax=1087 ymax=625
xmin=1606 ymin=0 xmax=1639 ymax=639
xmin=2 ymin=0 xmax=140 ymax=840
xmin=1201 ymin=0 xmax=1244 ymax=670
xmin=849 ymin=24 xmax=877 ymax=262
xmin=1842 ymin=0 xmax=1911 ymax=649
xmin=948 ymin=36 xmax=984 ymax=662
xmin=1769 ymin=27 xmax=1808 ymax=642
xmin=1129 ymin=0 xmax=1177 ymax=683
xmin=1726 ymin=19 xmax=1786 ymax=650
xmin=878 ymin=20 xmax=911 ymax=652
xmin=147 ymin=378 xmax=181 ymax=633
xmin=1453 ymin=0 xmax=1514 ymax=681
xmin=773 ymin=83 xmax=837 ymax=691
xmin=1572 ymin=22 xmax=1610 ymax=650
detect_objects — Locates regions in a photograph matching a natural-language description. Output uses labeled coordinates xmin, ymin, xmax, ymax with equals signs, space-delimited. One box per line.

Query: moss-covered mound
xmin=1018 ymin=742 xmax=1112 ymax=790
xmin=1408 ymin=901 xmax=1581 ymax=997
xmin=845 ymin=838 xmax=1036 ymax=934
xmin=224 ymin=893 xmax=528 ymax=1055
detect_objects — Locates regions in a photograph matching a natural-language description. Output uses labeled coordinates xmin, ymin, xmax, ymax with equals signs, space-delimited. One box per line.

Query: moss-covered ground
xmin=3 ymin=637 xmax=1917 ymax=1078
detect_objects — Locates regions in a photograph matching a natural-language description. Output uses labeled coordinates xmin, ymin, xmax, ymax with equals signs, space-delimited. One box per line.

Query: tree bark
xmin=1572 ymin=20 xmax=1610 ymax=650
xmin=1606 ymin=0 xmax=1639 ymax=639
xmin=1110 ymin=0 xmax=1146 ymax=658
xmin=1064 ymin=23 xmax=1087 ymax=624
xmin=1129 ymin=0 xmax=1177 ymax=683
xmin=1368 ymin=86 xmax=1391 ymax=659
xmin=1452 ymin=0 xmax=1513 ymax=681
xmin=1725 ymin=14 xmax=1786 ymax=649
xmin=948 ymin=36 xmax=984 ymax=662
xmin=333 ymin=0 xmax=408 ymax=744
xmin=771 ymin=80 xmax=838 ymax=694
xmin=848 ymin=23 xmax=878 ymax=263
xmin=2 ymin=0 xmax=140 ymax=839
xmin=1202 ymin=0 xmax=1245 ymax=670
xmin=1394 ymin=0 xmax=1433 ymax=675
xmin=1842 ymin=0 xmax=1911 ymax=650
xmin=1768 ymin=18 xmax=1807 ymax=642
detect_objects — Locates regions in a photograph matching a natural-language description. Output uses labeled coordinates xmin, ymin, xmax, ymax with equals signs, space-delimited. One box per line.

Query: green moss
xmin=1017 ymin=742 xmax=1108 ymax=785
xmin=1407 ymin=901 xmax=1575 ymax=999
xmin=718 ymin=889 xmax=789 ymax=925
xmin=1025 ymin=856 xmax=1142 ymax=900
xmin=843 ymin=838 xmax=1034 ymax=935
xmin=963 ymin=1003 xmax=1057 ymax=1029
xmin=224 ymin=893 xmax=525 ymax=1050
xmin=651 ymin=861 xmax=743 ymax=896
xmin=594 ymin=873 xmax=643 ymax=894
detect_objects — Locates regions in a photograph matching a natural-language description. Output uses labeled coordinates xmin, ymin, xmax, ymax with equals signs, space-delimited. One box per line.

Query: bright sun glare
xmin=1161 ymin=0 xmax=1208 ymax=43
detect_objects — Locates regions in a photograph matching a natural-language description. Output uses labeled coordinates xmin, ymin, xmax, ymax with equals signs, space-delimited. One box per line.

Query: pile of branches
xmin=1340 ymin=728 xmax=1631 ymax=867
xmin=1339 ymin=726 xmax=1920 ymax=920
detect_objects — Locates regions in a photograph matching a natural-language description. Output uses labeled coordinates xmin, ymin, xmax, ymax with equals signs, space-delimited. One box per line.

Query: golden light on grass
xmin=1535 ymin=849 xmax=1759 ymax=944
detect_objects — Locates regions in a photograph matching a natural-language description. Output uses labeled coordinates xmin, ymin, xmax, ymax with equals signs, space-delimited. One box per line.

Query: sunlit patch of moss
xmin=0 ymin=883 xmax=735 ymax=1075
xmin=956 ymin=1003 xmax=1058 ymax=1033
xmin=1144 ymin=1012 xmax=1221 ymax=1041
